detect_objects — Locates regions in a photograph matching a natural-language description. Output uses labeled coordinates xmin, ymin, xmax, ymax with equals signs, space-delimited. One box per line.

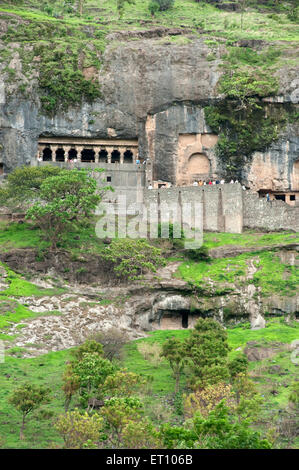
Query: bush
xmin=228 ymin=354 xmax=249 ymax=379
xmin=99 ymin=238 xmax=166 ymax=281
xmin=149 ymin=0 xmax=174 ymax=12
xmin=148 ymin=1 xmax=160 ymax=16
xmin=91 ymin=328 xmax=129 ymax=361
xmin=55 ymin=410 xmax=103 ymax=449
xmin=184 ymin=245 xmax=211 ymax=262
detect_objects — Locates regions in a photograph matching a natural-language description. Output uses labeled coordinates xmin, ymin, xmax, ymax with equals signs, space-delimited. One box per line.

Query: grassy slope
xmin=0 ymin=319 xmax=298 ymax=448
xmin=178 ymin=250 xmax=299 ymax=297
xmin=1 ymin=220 xmax=298 ymax=252
xmin=1 ymin=0 xmax=298 ymax=41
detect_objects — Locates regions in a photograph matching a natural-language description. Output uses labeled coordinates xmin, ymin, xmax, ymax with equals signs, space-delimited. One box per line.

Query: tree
xmin=26 ymin=169 xmax=102 ymax=249
xmin=0 ymin=165 xmax=62 ymax=209
xmin=185 ymin=318 xmax=230 ymax=388
xmin=71 ymin=340 xmax=104 ymax=361
xmin=9 ymin=383 xmax=51 ymax=440
xmin=116 ymin=0 xmax=135 ymax=18
xmin=161 ymin=337 xmax=188 ymax=394
xmin=219 ymin=69 xmax=278 ymax=111
xmin=99 ymin=238 xmax=166 ymax=281
xmin=239 ymin=0 xmax=249 ymax=31
xmin=55 ymin=409 xmax=103 ymax=449
xmin=184 ymin=383 xmax=233 ymax=419
xmin=121 ymin=418 xmax=161 ymax=449
xmin=148 ymin=0 xmax=174 ymax=15
xmin=190 ymin=401 xmax=271 ymax=449
xmin=103 ymin=370 xmax=146 ymax=397
xmin=100 ymin=397 xmax=144 ymax=447
xmin=62 ymin=363 xmax=80 ymax=412
xmin=72 ymin=353 xmax=116 ymax=407
xmin=78 ymin=0 xmax=84 ymax=16
xmin=232 ymin=373 xmax=263 ymax=422
xmin=91 ymin=328 xmax=129 ymax=361
xmin=228 ymin=353 xmax=249 ymax=379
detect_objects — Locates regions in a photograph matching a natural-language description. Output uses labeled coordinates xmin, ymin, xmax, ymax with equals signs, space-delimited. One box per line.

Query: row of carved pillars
xmin=37 ymin=145 xmax=138 ymax=164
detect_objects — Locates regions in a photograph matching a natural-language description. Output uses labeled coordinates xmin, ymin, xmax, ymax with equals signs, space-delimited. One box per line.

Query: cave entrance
xmin=182 ymin=311 xmax=189 ymax=329
xmin=0 ymin=163 xmax=4 ymax=175
xmin=81 ymin=149 xmax=95 ymax=162
xmin=68 ymin=148 xmax=77 ymax=160
xmin=99 ymin=149 xmax=108 ymax=163
xmin=124 ymin=150 xmax=133 ymax=163
xmin=159 ymin=310 xmax=190 ymax=330
xmin=56 ymin=148 xmax=65 ymax=162
xmin=42 ymin=147 xmax=52 ymax=161
xmin=111 ymin=150 xmax=120 ymax=163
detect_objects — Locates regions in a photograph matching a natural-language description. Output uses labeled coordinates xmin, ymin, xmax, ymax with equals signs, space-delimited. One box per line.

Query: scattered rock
xmin=244 ymin=342 xmax=288 ymax=362
xmin=251 ymin=314 xmax=266 ymax=330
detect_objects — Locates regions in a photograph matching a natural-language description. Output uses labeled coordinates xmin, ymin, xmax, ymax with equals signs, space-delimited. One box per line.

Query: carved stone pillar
xmin=107 ymin=147 xmax=112 ymax=164
xmin=37 ymin=144 xmax=44 ymax=160
xmin=76 ymin=146 xmax=83 ymax=162
xmin=132 ymin=149 xmax=138 ymax=164
xmin=63 ymin=146 xmax=71 ymax=162
xmin=120 ymin=148 xmax=125 ymax=164
xmin=93 ymin=147 xmax=100 ymax=164
xmin=51 ymin=145 xmax=58 ymax=162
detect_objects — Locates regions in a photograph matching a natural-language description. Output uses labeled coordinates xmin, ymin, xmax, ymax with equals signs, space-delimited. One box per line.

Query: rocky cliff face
xmin=0 ymin=247 xmax=298 ymax=357
xmin=0 ymin=33 xmax=298 ymax=188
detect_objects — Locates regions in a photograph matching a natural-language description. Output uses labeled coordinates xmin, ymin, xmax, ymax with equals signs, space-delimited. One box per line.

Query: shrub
xmin=99 ymin=239 xmax=165 ymax=281
xmin=55 ymin=409 xmax=103 ymax=449
xmin=184 ymin=245 xmax=211 ymax=262
xmin=150 ymin=0 xmax=174 ymax=12
xmin=91 ymin=328 xmax=129 ymax=361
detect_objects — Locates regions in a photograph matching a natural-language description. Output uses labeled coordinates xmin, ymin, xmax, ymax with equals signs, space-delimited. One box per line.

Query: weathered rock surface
xmin=0 ymin=35 xmax=298 ymax=188
xmin=1 ymin=248 xmax=298 ymax=356
xmin=244 ymin=341 xmax=291 ymax=361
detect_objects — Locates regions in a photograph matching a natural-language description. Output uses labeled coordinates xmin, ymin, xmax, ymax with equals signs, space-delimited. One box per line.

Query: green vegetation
xmin=0 ymin=0 xmax=298 ymax=113
xmin=0 ymin=319 xmax=297 ymax=448
xmin=204 ymin=43 xmax=297 ymax=178
xmin=0 ymin=264 xmax=65 ymax=298
xmin=178 ymin=249 xmax=299 ymax=297
xmin=8 ymin=382 xmax=51 ymax=440
xmin=26 ymin=169 xmax=103 ymax=249
xmin=202 ymin=231 xmax=299 ymax=249
xmin=99 ymin=238 xmax=166 ymax=280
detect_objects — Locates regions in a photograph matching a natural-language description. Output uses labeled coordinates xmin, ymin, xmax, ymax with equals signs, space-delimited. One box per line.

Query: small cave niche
xmin=0 ymin=163 xmax=4 ymax=175
xmin=275 ymin=194 xmax=286 ymax=202
xmin=159 ymin=310 xmax=192 ymax=330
